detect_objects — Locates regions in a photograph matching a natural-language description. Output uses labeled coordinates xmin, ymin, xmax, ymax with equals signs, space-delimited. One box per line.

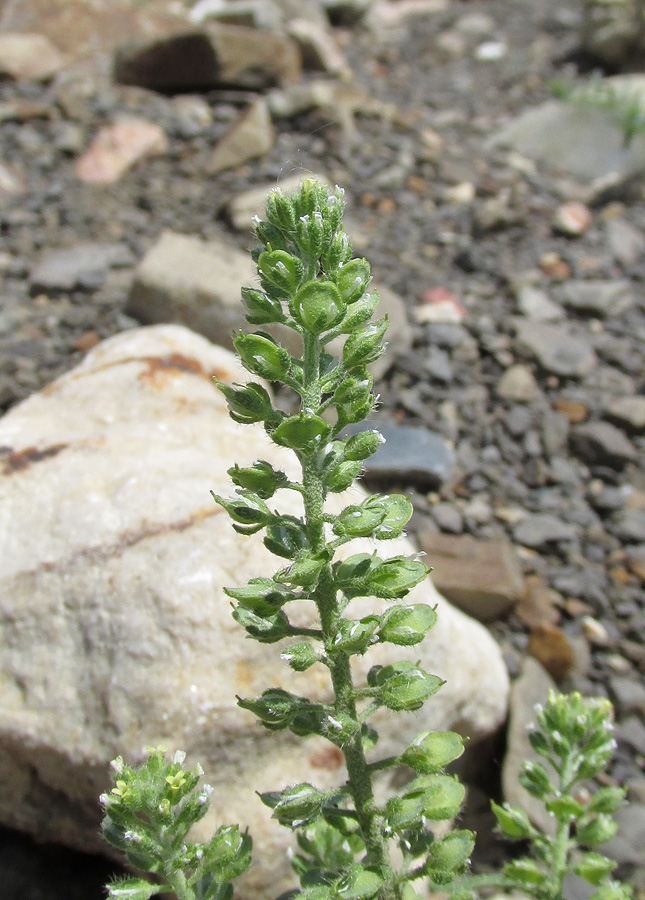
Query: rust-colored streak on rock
xmin=138 ymin=352 xmax=208 ymax=387
xmin=2 ymin=443 xmax=69 ymax=475
xmin=308 ymin=746 xmax=344 ymax=771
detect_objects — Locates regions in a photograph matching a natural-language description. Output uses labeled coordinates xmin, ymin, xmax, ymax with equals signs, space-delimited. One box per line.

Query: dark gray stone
xmin=559 ymin=280 xmax=633 ymax=317
xmin=617 ymin=716 xmax=645 ymax=756
xmin=570 ymin=422 xmax=637 ymax=468
xmin=610 ymin=675 xmax=645 ymax=717
xmin=349 ymin=423 xmax=456 ymax=489
xmin=513 ymin=513 xmax=577 ymax=548
xmin=514 ymin=320 xmax=597 ymax=378
xmin=605 ymin=396 xmax=645 ymax=433
xmin=612 ymin=509 xmax=645 ymax=543
xmin=30 ymin=243 xmax=133 ymax=293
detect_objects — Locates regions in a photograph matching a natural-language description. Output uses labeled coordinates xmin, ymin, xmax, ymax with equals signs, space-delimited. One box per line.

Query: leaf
xmin=490 ymin=801 xmax=533 ymax=839
xmin=370 ymin=662 xmax=445 ymax=712
xmin=400 ymin=730 xmax=465 ymax=774
xmin=273 ymin=413 xmax=330 ymax=450
xmin=333 ymin=866 xmax=382 ymax=900
xmin=107 ymin=878 xmax=159 ymax=900
xmin=378 ymin=604 xmax=437 ymax=646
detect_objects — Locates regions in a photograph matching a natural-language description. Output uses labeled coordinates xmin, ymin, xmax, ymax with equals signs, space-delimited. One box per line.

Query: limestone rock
xmin=114 ymin=24 xmax=301 ymax=91
xmin=0 ymin=32 xmax=65 ymax=81
xmin=0 ymin=325 xmax=509 ymax=897
xmin=207 ymin=99 xmax=274 ymax=174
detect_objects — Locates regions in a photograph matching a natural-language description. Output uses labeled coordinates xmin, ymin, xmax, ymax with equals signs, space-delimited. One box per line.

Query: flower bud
xmin=344 ymin=430 xmax=383 ymax=461
xmin=401 ymin=730 xmax=465 ymax=774
xmin=337 ymin=292 xmax=380 ymax=333
xmin=241 ymin=287 xmax=285 ymax=325
xmin=257 ymin=250 xmax=303 ymax=298
xmin=323 ymin=231 xmax=352 ymax=274
xmin=519 ymin=761 xmax=554 ymax=800
xmin=342 ymin=318 xmax=388 ymax=370
xmin=216 ymin=380 xmax=275 ymax=425
xmin=266 ymin=189 xmax=297 ymax=233
xmin=228 ymin=461 xmax=288 ymax=498
xmin=264 ymin=517 xmax=308 ymax=559
xmin=336 ymin=258 xmax=371 ymax=304
xmin=378 ymin=604 xmax=437 ymax=646
xmin=504 ymin=859 xmax=547 ymax=886
xmin=295 ymin=211 xmax=325 ymax=259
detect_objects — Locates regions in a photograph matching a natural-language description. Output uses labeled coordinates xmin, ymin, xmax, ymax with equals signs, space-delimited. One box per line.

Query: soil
xmin=0 ymin=0 xmax=643 ymax=897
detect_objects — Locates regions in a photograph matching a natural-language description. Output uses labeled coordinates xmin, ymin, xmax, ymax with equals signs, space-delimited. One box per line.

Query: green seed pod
xmin=576 ymin=814 xmax=619 ymax=847
xmin=337 ymin=292 xmax=380 ymax=333
xmin=519 ymin=761 xmax=554 ymax=800
xmin=237 ymin=688 xmax=301 ymax=728
xmin=333 ymin=372 xmax=373 ymax=406
xmin=272 ymin=413 xmax=330 ymax=450
xmin=275 ymin=549 xmax=328 ymax=587
xmin=384 ymin=794 xmax=426 ymax=832
xmin=211 ymin=490 xmax=272 ymax=535
xmin=335 ymin=258 xmax=371 ymax=304
xmin=370 ymin=662 xmax=445 ymax=712
xmin=425 ymin=830 xmax=475 ymax=873
xmin=225 ymin=578 xmax=292 ymax=616
xmin=263 ymin=516 xmax=308 ymax=559
xmin=323 ymin=459 xmax=362 ymax=493
xmin=333 ymin=502 xmax=387 ymax=538
xmin=232 ymin=607 xmax=291 ymax=643
xmin=107 ymin=878 xmax=159 ymax=900
xmin=266 ymin=189 xmax=297 ymax=233
xmin=401 ymin=730 xmax=465 ymax=774
xmin=215 ymin=380 xmax=276 ymax=425
xmin=281 ymin=642 xmax=319 ymax=672
xmin=378 ymin=604 xmax=437 ymax=646
xmin=504 ymin=859 xmax=547 ymax=886
xmin=342 ymin=318 xmax=388 ymax=370
xmin=241 ymin=287 xmax=285 ymax=325
xmin=290 ymin=280 xmax=346 ymax=334
xmin=228 ymin=461 xmax=288 ymax=498
xmin=490 ymin=801 xmax=534 ymax=839
xmin=546 ymin=796 xmax=585 ymax=822
xmin=363 ymin=556 xmax=427 ymax=599
xmin=575 ymin=853 xmax=617 ymax=886
xmin=331 ymin=616 xmax=379 ymax=654
xmin=257 ymin=249 xmax=304 ymax=298
xmin=588 ymin=786 xmax=626 ymax=815
xmin=410 ymin=775 xmax=466 ymax=821
xmin=295 ymin=211 xmax=325 ymax=259
xmin=344 ymin=429 xmax=383 ymax=461
xmin=333 ymin=867 xmax=382 ymax=900
xmin=203 ymin=826 xmax=252 ymax=882
xmin=261 ymin=783 xmax=326 ymax=828
xmin=234 ymin=332 xmax=291 ymax=381
xmin=371 ymin=494 xmax=413 ymax=540
xmin=324 ymin=712 xmax=361 ymax=747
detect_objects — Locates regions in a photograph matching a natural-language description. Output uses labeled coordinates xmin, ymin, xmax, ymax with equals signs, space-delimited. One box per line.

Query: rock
xmin=516 ymin=285 xmax=565 ymax=322
xmin=365 ymin=0 xmax=449 ymax=30
xmin=539 ymin=251 xmax=570 ymax=281
xmin=514 ymin=320 xmax=597 ymax=378
xmin=228 ymin=174 xmax=333 ymax=231
xmin=0 ymin=161 xmax=26 ymax=197
xmin=627 ymin=545 xmax=645 ymax=581
xmin=605 ymin=396 xmax=645 ymax=433
xmin=558 ymin=280 xmax=633 ymax=317
xmin=527 ymin=625 xmax=575 ymax=682
xmin=553 ymin=201 xmax=592 ymax=236
xmin=553 ymin=397 xmax=589 ymax=424
xmin=75 ymin=119 xmax=168 ymax=185
xmin=286 ymin=18 xmax=351 ymax=78
xmin=617 ymin=716 xmax=645 ymax=756
xmin=125 ymin=231 xmax=255 ymax=349
xmin=0 ymin=33 xmax=65 ymax=81
xmin=582 ymin=0 xmax=645 ymax=67
xmin=513 ymin=514 xmax=577 ymax=548
xmin=207 ymin=99 xmax=274 ymax=174
xmin=612 ymin=510 xmax=645 ymax=543
xmin=0 ymin=325 xmax=509 ymax=897
xmin=351 ymin=422 xmax=456 ymax=489
xmin=114 ymin=25 xmax=301 ymax=91
xmin=189 ymin=0 xmax=284 ymax=29
xmin=169 ymin=95 xmax=213 ymax=138
xmin=570 ymin=421 xmax=637 ymax=468
xmin=474 ymin=41 xmax=507 ymax=61
xmin=603 ymin=803 xmax=645 ymax=877
xmin=609 ymin=675 xmax=645 ymax=717
xmin=515 ymin=575 xmax=561 ymax=630
xmin=430 ymin=503 xmax=463 ymax=534
xmin=415 ymin=288 xmax=466 ymax=324
xmin=415 ymin=532 xmax=524 ymax=622
xmin=496 ymin=364 xmax=540 ymax=402
xmin=605 ymin=217 xmax=645 ymax=265
xmin=322 ymin=0 xmax=374 ymax=25
xmin=489 ymin=99 xmax=645 ymax=184
xmin=503 ymin=657 xmax=557 ymax=834
xmin=29 ymin=244 xmax=133 ymax=294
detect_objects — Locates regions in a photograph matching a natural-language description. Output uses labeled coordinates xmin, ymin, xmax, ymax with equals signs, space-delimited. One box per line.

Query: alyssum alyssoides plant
xmin=99 ymin=180 xmax=632 ymax=900
xmin=100 ymin=178 xmax=473 ymax=900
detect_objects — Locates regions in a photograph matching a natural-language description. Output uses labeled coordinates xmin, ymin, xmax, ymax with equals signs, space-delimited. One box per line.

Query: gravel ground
xmin=0 ymin=0 xmax=644 ymax=896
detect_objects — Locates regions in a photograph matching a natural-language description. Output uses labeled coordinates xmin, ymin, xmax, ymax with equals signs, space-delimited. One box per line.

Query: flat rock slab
xmin=415 ymin=532 xmax=524 ymax=622
xmin=490 ymin=99 xmax=645 ymax=184
xmin=347 ymin=422 xmax=456 ymax=488
xmin=0 ymin=325 xmax=508 ymax=898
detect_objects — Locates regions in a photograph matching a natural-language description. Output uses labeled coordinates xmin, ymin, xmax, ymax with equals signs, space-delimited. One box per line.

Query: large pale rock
xmin=0 ymin=325 xmax=508 ymax=897
xmin=0 ymin=32 xmax=66 ymax=81
xmin=207 ymin=99 xmax=274 ymax=175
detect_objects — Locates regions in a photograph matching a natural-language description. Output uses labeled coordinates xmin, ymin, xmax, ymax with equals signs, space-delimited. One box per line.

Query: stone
xmin=228 ymin=174 xmax=333 ymax=231
xmin=351 ymin=422 xmax=456 ymax=489
xmin=0 ymin=161 xmax=26 ymax=197
xmin=605 ymin=396 xmax=645 ymax=433
xmin=496 ymin=364 xmax=540 ymax=402
xmin=558 ymin=279 xmax=633 ymax=317
xmin=605 ymin=217 xmax=645 ymax=265
xmin=125 ymin=231 xmax=255 ymax=349
xmin=114 ymin=25 xmax=301 ymax=91
xmin=169 ymin=95 xmax=214 ymax=138
xmin=553 ymin=201 xmax=592 ymax=236
xmin=609 ymin=676 xmax=645 ymax=717
xmin=189 ymin=0 xmax=284 ymax=29
xmin=515 ymin=575 xmax=561 ymax=630
xmin=570 ymin=421 xmax=637 ymax=468
xmin=516 ymin=285 xmax=565 ymax=322
xmin=503 ymin=657 xmax=557 ymax=834
xmin=527 ymin=625 xmax=575 ymax=682
xmin=415 ymin=532 xmax=524 ymax=622
xmin=603 ymin=804 xmax=645 ymax=876
xmin=553 ymin=397 xmax=589 ymax=424
xmin=207 ymin=99 xmax=274 ymax=175
xmin=513 ymin=514 xmax=577 ymax=548
xmin=0 ymin=324 xmax=509 ymax=897
xmin=75 ymin=119 xmax=168 ymax=185
xmin=613 ymin=510 xmax=645 ymax=543
xmin=415 ymin=288 xmax=466 ymax=324
xmin=29 ymin=244 xmax=133 ymax=294
xmin=582 ymin=0 xmax=645 ymax=67
xmin=617 ymin=717 xmax=645 ymax=756
xmin=322 ymin=0 xmax=374 ymax=25
xmin=514 ymin=320 xmax=597 ymax=378
xmin=0 ymin=32 xmax=65 ymax=81
xmin=430 ymin=503 xmax=463 ymax=534
xmin=286 ymin=19 xmax=351 ymax=78
xmin=489 ymin=99 xmax=645 ymax=184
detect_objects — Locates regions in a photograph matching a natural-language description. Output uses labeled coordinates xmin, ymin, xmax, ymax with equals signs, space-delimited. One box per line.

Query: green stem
xmin=300 ymin=330 xmax=396 ymax=900
xmin=167 ymin=868 xmax=195 ymax=900
xmin=546 ymin=754 xmax=577 ymax=900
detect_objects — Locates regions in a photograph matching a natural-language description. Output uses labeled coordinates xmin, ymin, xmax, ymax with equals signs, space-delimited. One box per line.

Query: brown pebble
xmin=527 ymin=624 xmax=574 ymax=681
xmin=553 ymin=201 xmax=592 ymax=236
xmin=377 ymin=197 xmax=397 ymax=214
xmin=515 ymin=575 xmax=561 ymax=629
xmin=553 ymin=397 xmax=589 ymax=423
xmin=540 ymin=251 xmax=570 ymax=281
xmin=74 ymin=331 xmax=100 ymax=353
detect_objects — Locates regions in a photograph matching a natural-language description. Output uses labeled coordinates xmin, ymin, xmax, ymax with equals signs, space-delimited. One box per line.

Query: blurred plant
xmin=551 ymin=70 xmax=645 ymax=146
xmin=101 ymin=180 xmax=632 ymax=900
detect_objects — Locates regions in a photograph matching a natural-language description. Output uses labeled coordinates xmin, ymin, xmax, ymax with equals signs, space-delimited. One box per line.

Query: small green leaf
xmin=241 ymin=287 xmax=285 ymax=325
xmin=364 ymin=556 xmax=427 ymax=599
xmin=257 ymin=249 xmax=303 ymax=298
xmin=342 ymin=318 xmax=387 ymax=370
xmin=232 ymin=607 xmax=291 ymax=643
xmin=234 ymin=332 xmax=291 ymax=381
xmin=291 ymin=281 xmax=346 ymax=334
xmin=216 ymin=380 xmax=276 ymax=425
xmin=490 ymin=801 xmax=533 ymax=839
xmin=107 ymin=878 xmax=159 ymax=900
xmin=576 ymin=815 xmax=619 ymax=848
xmin=370 ymin=662 xmax=445 ymax=712
xmin=504 ymin=858 xmax=547 ymax=886
xmin=401 ymin=730 xmax=465 ymax=774
xmin=273 ymin=413 xmax=330 ymax=450
xmin=575 ymin=853 xmax=617 ymax=886
xmin=334 ymin=866 xmax=382 ymax=900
